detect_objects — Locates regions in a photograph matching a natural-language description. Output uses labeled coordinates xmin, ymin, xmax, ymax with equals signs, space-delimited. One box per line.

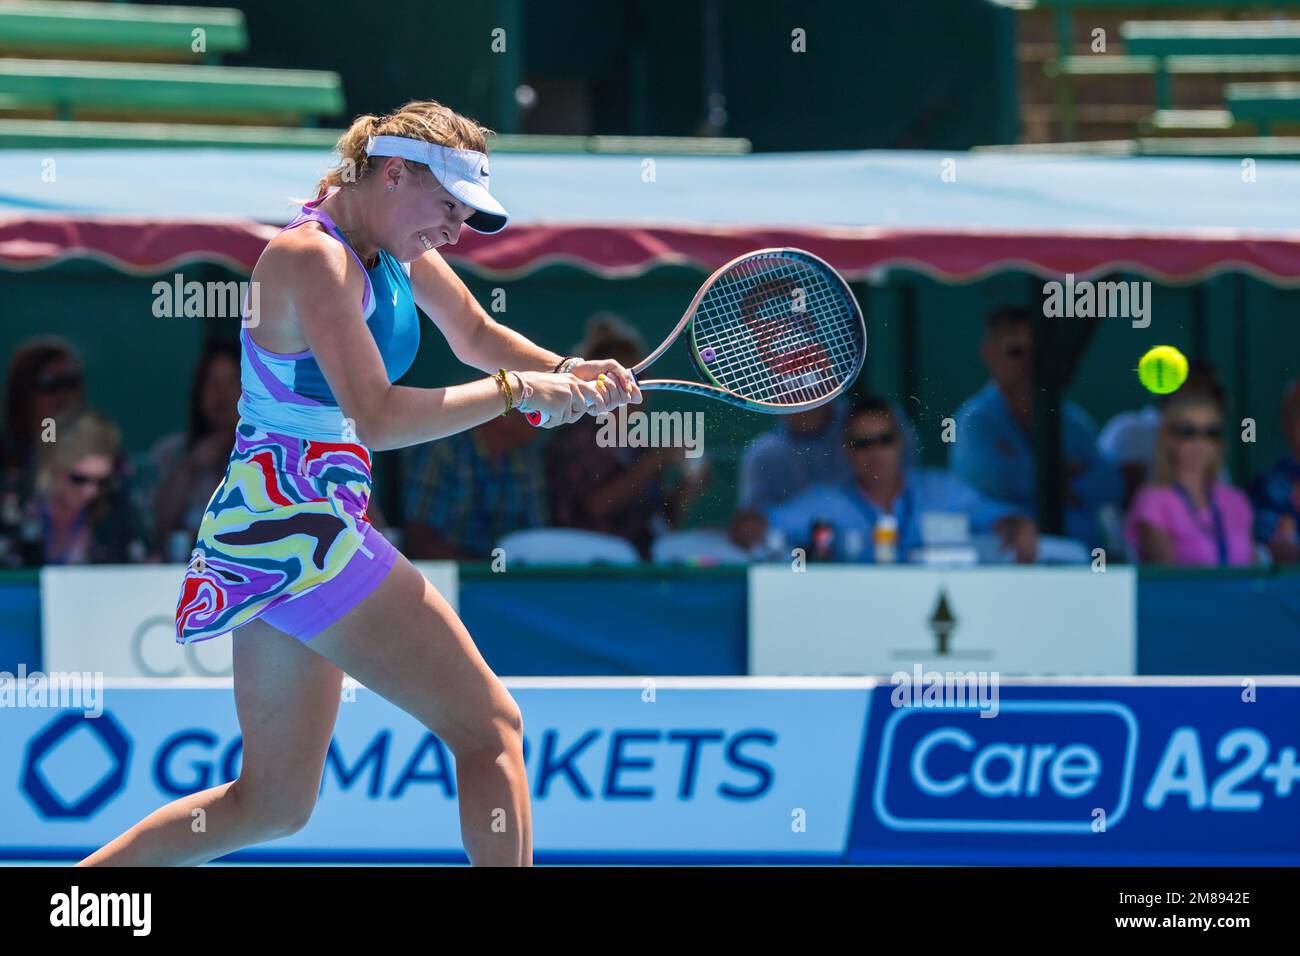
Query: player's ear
xmin=383 ymin=157 xmax=407 ymax=191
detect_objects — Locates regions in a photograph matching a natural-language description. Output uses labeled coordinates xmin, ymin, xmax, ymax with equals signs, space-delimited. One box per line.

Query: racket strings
xmin=691 ymin=252 xmax=863 ymax=407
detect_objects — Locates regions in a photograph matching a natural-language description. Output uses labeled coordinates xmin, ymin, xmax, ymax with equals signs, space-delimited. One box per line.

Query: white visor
xmin=365 ymin=133 xmax=508 ymax=234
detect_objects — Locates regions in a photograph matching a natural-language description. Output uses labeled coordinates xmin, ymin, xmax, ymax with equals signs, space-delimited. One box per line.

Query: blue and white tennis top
xmin=236 ymin=190 xmax=421 ymax=441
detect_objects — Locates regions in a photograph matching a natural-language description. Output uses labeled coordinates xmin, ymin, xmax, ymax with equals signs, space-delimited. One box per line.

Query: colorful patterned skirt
xmin=174 ymin=423 xmax=397 ymax=644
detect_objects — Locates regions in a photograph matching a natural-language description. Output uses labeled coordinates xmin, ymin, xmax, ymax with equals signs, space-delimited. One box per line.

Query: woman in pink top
xmin=1125 ymin=392 xmax=1254 ymax=566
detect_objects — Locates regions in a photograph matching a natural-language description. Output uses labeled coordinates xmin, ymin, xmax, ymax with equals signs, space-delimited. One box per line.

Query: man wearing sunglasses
xmin=737 ymin=396 xmax=921 ymax=512
xmin=734 ymin=395 xmax=1037 ymax=563
xmin=952 ymin=306 xmax=1120 ymax=550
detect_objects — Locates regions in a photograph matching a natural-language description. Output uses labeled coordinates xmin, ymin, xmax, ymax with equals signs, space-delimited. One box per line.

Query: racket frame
xmin=630 ymin=246 xmax=866 ymax=414
xmin=525 ymin=246 xmax=866 ymax=423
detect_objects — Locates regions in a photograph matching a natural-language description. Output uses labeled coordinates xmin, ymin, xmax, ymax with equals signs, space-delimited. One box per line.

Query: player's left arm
xmin=409 ymin=249 xmax=640 ymax=400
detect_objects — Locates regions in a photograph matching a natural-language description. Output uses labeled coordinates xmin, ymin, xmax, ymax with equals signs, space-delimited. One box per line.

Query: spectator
xmin=1125 ymin=391 xmax=1253 ymax=566
xmin=403 ymin=411 xmax=547 ymax=560
xmin=0 ymin=408 xmax=151 ymax=567
xmin=148 ymin=338 xmax=241 ymax=560
xmin=737 ymin=397 xmax=919 ymax=511
xmin=951 ymin=305 xmax=1120 ymax=549
xmin=1 ymin=336 xmax=87 ymax=496
xmin=1099 ymin=358 xmax=1226 ymax=509
xmin=1249 ymin=378 xmax=1300 ymax=564
xmin=738 ymin=401 xmax=851 ymax=511
xmin=545 ymin=313 xmax=708 ymax=557
xmin=731 ymin=395 xmax=1037 ymax=563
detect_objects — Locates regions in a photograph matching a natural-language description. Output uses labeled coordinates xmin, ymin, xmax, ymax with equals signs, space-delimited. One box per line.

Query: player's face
xmin=384 ymin=161 xmax=475 ymax=262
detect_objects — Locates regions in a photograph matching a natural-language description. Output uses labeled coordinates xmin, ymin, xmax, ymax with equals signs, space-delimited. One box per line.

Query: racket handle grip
xmin=523 ymin=393 xmax=601 ymax=427
xmin=523 ymin=396 xmax=598 ymax=427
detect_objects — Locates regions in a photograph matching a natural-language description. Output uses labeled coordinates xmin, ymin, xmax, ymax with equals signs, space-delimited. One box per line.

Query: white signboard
xmin=41 ymin=561 xmax=458 ymax=678
xmin=748 ymin=566 xmax=1136 ymax=676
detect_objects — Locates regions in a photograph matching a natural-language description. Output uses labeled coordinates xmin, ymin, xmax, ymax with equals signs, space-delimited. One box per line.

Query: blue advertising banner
xmin=5 ymin=678 xmax=1297 ymax=864
xmin=848 ymin=681 xmax=1300 ymax=865
xmin=0 ymin=678 xmax=868 ymax=863
xmin=460 ymin=574 xmax=747 ymax=676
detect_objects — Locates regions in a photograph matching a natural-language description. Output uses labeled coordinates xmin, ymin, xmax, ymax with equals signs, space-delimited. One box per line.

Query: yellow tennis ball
xmin=1137 ymin=345 xmax=1188 ymax=395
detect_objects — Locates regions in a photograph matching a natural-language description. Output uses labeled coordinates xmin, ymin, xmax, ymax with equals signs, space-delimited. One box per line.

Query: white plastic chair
xmin=651 ymin=528 xmax=751 ymax=565
xmin=495 ymin=528 xmax=640 ymax=565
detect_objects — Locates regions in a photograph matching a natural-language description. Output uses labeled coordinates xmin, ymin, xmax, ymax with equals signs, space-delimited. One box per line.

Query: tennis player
xmin=79 ymin=101 xmax=641 ymax=867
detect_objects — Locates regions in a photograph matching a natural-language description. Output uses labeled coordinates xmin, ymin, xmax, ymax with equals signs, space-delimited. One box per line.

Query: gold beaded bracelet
xmin=494 ymin=368 xmax=514 ymax=416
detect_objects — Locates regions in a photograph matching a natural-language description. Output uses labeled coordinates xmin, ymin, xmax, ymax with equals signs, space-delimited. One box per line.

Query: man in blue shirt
xmin=737 ymin=397 xmax=922 ymax=511
xmin=951 ymin=306 xmax=1120 ymax=549
xmin=734 ymin=395 xmax=1037 ymax=562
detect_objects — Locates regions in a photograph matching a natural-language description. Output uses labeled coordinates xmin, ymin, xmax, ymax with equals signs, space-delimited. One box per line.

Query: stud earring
xmin=388 ymin=184 xmax=396 ymax=192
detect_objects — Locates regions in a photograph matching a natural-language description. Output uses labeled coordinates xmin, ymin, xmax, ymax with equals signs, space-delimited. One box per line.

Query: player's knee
xmin=485 ymin=699 xmax=525 ymax=752
xmin=275 ymin=800 xmax=317 ymax=837
xmin=233 ymin=777 xmax=318 ymax=838
xmin=498 ymin=696 xmax=524 ymax=739
xmin=256 ymin=796 xmax=317 ymax=839
xmin=455 ymin=698 xmax=524 ymax=759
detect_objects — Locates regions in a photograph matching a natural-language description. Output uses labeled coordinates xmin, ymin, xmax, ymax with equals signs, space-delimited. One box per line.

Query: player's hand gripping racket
xmin=523 ymin=247 xmax=866 ymax=425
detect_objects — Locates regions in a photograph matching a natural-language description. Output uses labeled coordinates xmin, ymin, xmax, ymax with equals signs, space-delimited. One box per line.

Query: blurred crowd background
xmin=2 ymin=0 xmax=1300 ymax=571
xmin=5 ymin=306 xmax=1299 ymax=570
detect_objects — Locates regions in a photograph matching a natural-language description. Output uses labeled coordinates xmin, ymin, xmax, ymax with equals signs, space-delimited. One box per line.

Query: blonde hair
xmin=34 ymin=408 xmax=121 ymax=499
xmin=1153 ymin=392 xmax=1222 ymax=487
xmin=315 ymin=100 xmax=494 ymax=198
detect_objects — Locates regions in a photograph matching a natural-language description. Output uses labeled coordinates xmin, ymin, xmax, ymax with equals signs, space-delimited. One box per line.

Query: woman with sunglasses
xmin=1124 ymin=391 xmax=1254 ymax=565
xmin=17 ymin=408 xmax=150 ymax=567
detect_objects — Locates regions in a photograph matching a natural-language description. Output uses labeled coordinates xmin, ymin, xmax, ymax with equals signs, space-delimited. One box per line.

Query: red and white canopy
xmin=3 ymin=148 xmax=1300 ymax=284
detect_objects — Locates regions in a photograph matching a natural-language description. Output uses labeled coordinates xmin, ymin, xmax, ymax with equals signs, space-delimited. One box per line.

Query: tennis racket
xmin=522 ymin=247 xmax=866 ymax=426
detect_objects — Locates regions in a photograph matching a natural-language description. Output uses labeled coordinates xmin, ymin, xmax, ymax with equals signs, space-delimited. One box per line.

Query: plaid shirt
xmin=1249 ymin=455 xmax=1300 ymax=545
xmin=543 ymin=417 xmax=668 ymax=558
xmin=403 ymin=429 xmax=546 ymax=557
